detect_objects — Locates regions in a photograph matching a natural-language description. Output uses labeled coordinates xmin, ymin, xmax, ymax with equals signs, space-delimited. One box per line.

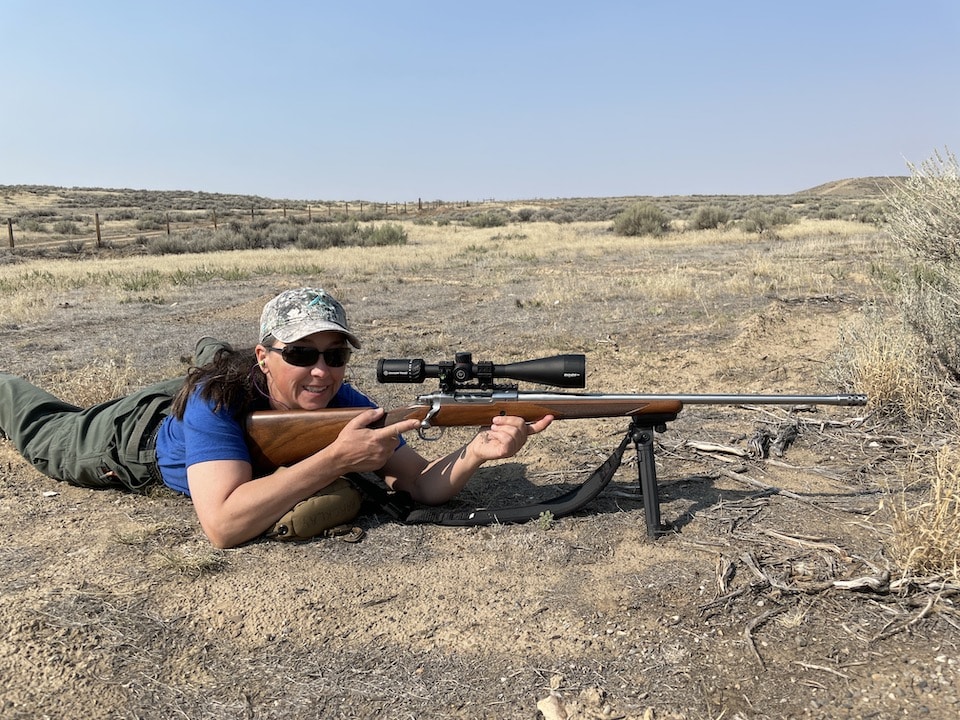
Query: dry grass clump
xmin=154 ymin=544 xmax=227 ymax=577
xmin=831 ymin=309 xmax=955 ymax=429
xmin=890 ymin=445 xmax=960 ymax=584
xmin=883 ymin=148 xmax=960 ymax=379
xmin=40 ymin=357 xmax=156 ymax=406
xmin=847 ymin=149 xmax=960 ymax=584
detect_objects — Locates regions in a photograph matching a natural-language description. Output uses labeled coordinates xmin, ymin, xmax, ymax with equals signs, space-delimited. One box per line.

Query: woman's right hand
xmin=324 ymin=408 xmax=421 ymax=474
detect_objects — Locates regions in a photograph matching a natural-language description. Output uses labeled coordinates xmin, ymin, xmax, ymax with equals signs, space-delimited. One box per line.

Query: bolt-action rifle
xmin=245 ymin=352 xmax=867 ymax=537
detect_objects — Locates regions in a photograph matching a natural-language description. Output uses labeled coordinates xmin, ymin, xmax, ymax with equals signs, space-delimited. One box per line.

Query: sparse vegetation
xmin=466 ymin=210 xmax=510 ymax=228
xmin=155 ymin=544 xmax=227 ymax=577
xmin=612 ymin=201 xmax=670 ymax=237
xmin=52 ymin=219 xmax=81 ymax=235
xmin=741 ymin=207 xmax=796 ymax=234
xmin=826 ymin=148 xmax=960 ymax=587
xmin=830 ymin=308 xmax=952 ymax=427
xmin=884 ymin=148 xmax=960 ymax=380
xmin=890 ymin=445 xmax=960 ymax=583
xmin=689 ymin=205 xmax=731 ymax=230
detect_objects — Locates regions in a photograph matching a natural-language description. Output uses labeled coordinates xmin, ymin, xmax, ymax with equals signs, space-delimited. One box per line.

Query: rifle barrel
xmin=437 ymin=391 xmax=868 ymax=407
xmin=609 ymin=393 xmax=868 ymax=406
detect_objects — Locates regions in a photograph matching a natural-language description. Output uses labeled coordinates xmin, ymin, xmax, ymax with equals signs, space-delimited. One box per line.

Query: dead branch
xmin=744 ymin=604 xmax=790 ymax=669
xmin=871 ymin=593 xmax=939 ymax=642
xmin=717 ymin=467 xmax=846 ymax=517
xmin=792 ymin=661 xmax=852 ymax=680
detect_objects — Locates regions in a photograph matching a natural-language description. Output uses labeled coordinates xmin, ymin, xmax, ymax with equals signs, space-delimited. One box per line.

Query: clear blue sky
xmin=4 ymin=0 xmax=958 ymax=201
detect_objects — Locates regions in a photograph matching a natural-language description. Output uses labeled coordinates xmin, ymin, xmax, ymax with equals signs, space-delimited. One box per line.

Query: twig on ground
xmin=792 ymin=661 xmax=852 ymax=680
xmin=716 ymin=467 xmax=846 ymax=516
xmin=744 ymin=604 xmax=790 ymax=669
xmin=871 ymin=593 xmax=939 ymax=641
xmin=759 ymin=529 xmax=850 ymax=559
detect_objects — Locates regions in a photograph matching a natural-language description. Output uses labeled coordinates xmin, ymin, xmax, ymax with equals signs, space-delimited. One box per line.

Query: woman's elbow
xmin=206 ymin=533 xmax=236 ymax=550
xmin=203 ymin=527 xmax=237 ymax=549
xmin=199 ymin=519 xmax=248 ymax=549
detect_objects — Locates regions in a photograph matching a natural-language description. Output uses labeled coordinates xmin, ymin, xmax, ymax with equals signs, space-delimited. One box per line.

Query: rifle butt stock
xmin=244 ymin=406 xmax=431 ymax=472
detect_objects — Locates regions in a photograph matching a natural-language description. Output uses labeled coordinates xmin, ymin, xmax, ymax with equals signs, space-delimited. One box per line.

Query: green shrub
xmin=299 ymin=221 xmax=358 ymax=249
xmin=612 ymin=202 xmax=669 ymax=237
xmin=105 ymin=209 xmax=138 ymax=221
xmin=769 ymin=208 xmax=796 ymax=226
xmin=59 ymin=240 xmax=85 ymax=254
xmin=742 ymin=208 xmax=794 ymax=234
xmin=264 ymin=221 xmax=299 ymax=247
xmin=365 ymin=223 xmax=407 ymax=246
xmin=689 ymin=205 xmax=731 ymax=230
xmin=19 ymin=218 xmax=44 ymax=232
xmin=146 ymin=235 xmax=191 ymax=255
xmin=884 ymin=147 xmax=960 ymax=379
xmin=294 ymin=220 xmax=406 ymax=249
xmin=466 ymin=211 xmax=508 ymax=228
xmin=53 ymin=220 xmax=81 ymax=235
xmin=135 ymin=213 xmax=167 ymax=231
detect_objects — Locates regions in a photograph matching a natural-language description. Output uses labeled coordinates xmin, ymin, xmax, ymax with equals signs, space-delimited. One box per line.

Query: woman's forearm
xmin=407 ymin=442 xmax=485 ymax=505
xmin=190 ymin=453 xmax=355 ymax=548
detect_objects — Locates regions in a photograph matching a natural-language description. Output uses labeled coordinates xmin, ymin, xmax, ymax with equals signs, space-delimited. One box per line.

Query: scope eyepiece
xmin=377 ymin=353 xmax=586 ymax=389
xmin=377 ymin=358 xmax=429 ymax=384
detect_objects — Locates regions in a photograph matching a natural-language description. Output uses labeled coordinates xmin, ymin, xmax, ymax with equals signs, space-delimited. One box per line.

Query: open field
xmin=0 ymin=179 xmax=893 ymax=253
xmin=1 ymin=185 xmax=956 ymax=719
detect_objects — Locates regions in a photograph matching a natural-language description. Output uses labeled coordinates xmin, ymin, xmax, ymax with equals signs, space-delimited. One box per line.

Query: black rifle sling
xmin=347 ymin=428 xmax=633 ymax=526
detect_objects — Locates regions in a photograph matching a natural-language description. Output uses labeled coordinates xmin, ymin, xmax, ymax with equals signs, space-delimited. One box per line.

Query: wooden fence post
xmin=212 ymin=208 xmax=218 ymax=230
xmin=166 ymin=213 xmax=171 ymax=235
xmin=95 ymin=212 xmax=102 ymax=248
xmin=7 ymin=218 xmax=13 ymax=248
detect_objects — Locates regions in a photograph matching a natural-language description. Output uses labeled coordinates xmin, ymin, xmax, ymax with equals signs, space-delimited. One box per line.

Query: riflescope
xmin=377 ymin=352 xmax=586 ymax=390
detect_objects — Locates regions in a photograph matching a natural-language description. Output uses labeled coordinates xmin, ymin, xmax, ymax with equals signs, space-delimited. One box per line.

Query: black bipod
xmin=626 ymin=415 xmax=675 ymax=538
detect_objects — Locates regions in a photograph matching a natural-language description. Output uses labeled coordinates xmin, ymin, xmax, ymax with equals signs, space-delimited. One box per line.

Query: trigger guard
xmin=417 ymin=425 xmax=445 ymax=441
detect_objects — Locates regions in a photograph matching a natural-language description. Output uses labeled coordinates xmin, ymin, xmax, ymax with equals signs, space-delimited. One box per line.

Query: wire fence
xmin=3 ymin=198 xmax=483 ymax=251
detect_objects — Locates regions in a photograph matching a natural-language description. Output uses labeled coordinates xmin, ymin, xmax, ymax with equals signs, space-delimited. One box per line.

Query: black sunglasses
xmin=265 ymin=345 xmax=352 ymax=368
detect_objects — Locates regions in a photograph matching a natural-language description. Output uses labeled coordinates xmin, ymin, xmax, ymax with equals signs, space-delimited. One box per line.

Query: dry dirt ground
xmin=0 ymin=223 xmax=957 ymax=719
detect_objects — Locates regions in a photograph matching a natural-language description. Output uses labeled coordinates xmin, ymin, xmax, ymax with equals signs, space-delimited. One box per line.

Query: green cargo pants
xmin=0 ymin=337 xmax=230 ymax=492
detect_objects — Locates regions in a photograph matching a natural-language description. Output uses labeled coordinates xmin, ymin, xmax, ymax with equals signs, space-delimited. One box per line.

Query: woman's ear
xmin=255 ymin=346 xmax=268 ymax=371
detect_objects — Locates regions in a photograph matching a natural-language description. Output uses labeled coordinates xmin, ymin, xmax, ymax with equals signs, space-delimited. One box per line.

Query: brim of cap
xmin=268 ymin=320 xmax=362 ymax=348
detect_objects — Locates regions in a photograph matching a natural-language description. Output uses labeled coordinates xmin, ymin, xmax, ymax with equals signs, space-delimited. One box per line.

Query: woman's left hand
xmin=468 ymin=414 xmax=554 ymax=462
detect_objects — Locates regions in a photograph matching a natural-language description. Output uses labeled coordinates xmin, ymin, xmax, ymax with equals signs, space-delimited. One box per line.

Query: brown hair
xmin=169 ymin=345 xmax=268 ymax=420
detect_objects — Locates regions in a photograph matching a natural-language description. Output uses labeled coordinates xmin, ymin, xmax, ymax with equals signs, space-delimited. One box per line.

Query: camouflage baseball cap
xmin=259 ymin=288 xmax=361 ymax=348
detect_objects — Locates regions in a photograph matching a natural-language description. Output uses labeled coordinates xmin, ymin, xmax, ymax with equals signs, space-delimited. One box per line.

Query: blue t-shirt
xmin=155 ymin=383 xmax=386 ymax=496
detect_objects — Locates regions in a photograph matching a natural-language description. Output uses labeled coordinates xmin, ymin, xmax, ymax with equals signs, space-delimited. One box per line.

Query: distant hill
xmin=1 ymin=178 xmax=903 ymax=225
xmin=794 ymin=176 xmax=906 ymax=199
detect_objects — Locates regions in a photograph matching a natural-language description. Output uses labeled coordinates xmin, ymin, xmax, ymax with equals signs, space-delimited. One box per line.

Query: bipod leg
xmin=630 ymin=419 xmax=670 ymax=538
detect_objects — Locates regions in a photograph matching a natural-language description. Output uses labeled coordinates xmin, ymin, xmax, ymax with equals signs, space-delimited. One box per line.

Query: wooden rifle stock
xmin=244 ymin=394 xmax=685 ymax=472
xmin=244 ymin=390 xmax=867 ymax=473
